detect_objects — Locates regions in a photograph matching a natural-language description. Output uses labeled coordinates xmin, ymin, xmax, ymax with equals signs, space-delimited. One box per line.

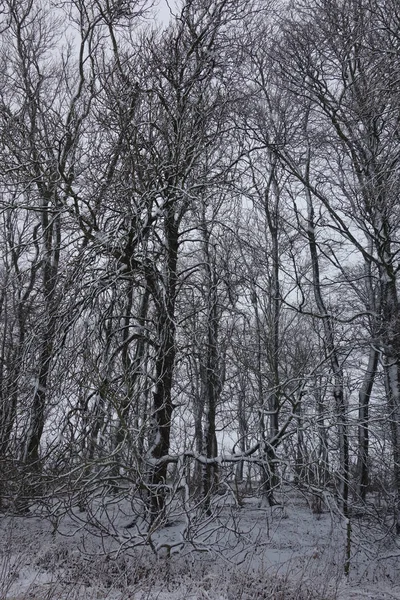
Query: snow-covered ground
xmin=1 ymin=487 xmax=400 ymax=599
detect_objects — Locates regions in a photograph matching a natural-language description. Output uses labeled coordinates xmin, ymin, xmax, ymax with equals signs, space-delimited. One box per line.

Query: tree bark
xmin=357 ymin=345 xmax=379 ymax=502
xmin=148 ymin=210 xmax=179 ymax=524
xmin=305 ymin=183 xmax=349 ymax=517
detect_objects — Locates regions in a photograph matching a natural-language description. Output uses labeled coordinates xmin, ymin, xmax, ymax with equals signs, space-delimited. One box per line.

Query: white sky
xmin=155 ymin=0 xmax=177 ymax=25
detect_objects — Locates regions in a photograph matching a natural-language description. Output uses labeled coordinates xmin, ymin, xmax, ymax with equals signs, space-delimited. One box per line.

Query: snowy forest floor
xmin=1 ymin=487 xmax=400 ymax=600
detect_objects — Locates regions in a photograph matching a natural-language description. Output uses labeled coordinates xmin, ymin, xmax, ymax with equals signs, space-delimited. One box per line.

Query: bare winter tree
xmin=0 ymin=0 xmax=150 ymax=505
xmin=270 ymin=0 xmax=400 ymax=531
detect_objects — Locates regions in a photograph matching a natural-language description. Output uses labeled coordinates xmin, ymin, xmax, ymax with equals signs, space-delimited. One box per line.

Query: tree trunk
xmin=148 ymin=212 xmax=178 ymax=524
xmin=380 ymin=270 xmax=400 ymax=533
xmin=201 ymin=223 xmax=221 ymax=515
xmin=357 ymin=345 xmax=379 ymax=502
xmin=305 ymin=185 xmax=349 ymax=517
xmin=111 ymin=283 xmax=150 ymax=490
xmin=23 ymin=202 xmax=61 ymax=472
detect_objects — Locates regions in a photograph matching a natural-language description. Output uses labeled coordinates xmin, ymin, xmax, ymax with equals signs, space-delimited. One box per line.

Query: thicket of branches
xmin=0 ymin=0 xmax=400 ymax=544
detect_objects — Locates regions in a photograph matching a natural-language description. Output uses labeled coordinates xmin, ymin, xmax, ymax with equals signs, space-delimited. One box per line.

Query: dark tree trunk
xmin=148 ymin=212 xmax=179 ymax=524
xmin=305 ymin=184 xmax=349 ymax=517
xmin=201 ymin=224 xmax=221 ymax=515
xmin=357 ymin=345 xmax=379 ymax=502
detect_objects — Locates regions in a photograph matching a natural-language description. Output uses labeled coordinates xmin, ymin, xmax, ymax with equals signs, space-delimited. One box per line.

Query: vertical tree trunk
xmin=263 ymin=167 xmax=281 ymax=503
xmin=305 ymin=184 xmax=349 ymax=517
xmin=191 ymin=347 xmax=204 ymax=493
xmin=384 ymin=362 xmax=400 ymax=534
xmin=380 ymin=270 xmax=400 ymax=533
xmin=235 ymin=378 xmax=247 ymax=485
xmin=148 ymin=211 xmax=178 ymax=524
xmin=23 ymin=201 xmax=61 ymax=472
xmin=201 ymin=222 xmax=221 ymax=515
xmin=251 ymin=285 xmax=278 ymax=507
xmin=111 ymin=283 xmax=150 ymax=490
xmin=315 ymin=381 xmax=329 ymax=486
xmin=294 ymin=400 xmax=307 ymax=484
xmin=357 ymin=345 xmax=379 ymax=502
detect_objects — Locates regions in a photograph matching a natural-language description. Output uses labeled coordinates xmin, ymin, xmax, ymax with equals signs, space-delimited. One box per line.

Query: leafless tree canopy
xmin=0 ymin=0 xmax=400 ymax=563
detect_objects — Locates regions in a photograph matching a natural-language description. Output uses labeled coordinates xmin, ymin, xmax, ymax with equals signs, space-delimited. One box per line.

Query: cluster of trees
xmin=0 ymin=0 xmax=399 ymax=536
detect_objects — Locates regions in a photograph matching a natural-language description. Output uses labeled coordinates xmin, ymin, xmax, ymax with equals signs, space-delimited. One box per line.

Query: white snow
xmin=1 ymin=488 xmax=400 ymax=599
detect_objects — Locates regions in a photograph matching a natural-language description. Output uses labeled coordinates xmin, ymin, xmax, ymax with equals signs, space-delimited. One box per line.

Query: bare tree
xmin=270 ymin=0 xmax=400 ymax=530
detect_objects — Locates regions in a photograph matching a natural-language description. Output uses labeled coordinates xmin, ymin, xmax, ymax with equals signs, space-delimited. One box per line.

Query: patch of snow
xmin=1 ymin=488 xmax=400 ymax=599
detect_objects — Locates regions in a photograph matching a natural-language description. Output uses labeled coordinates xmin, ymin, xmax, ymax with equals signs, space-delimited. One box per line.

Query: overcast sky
xmin=155 ymin=0 xmax=177 ymax=25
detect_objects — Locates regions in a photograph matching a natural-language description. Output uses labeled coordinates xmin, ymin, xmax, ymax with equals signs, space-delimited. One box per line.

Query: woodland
xmin=0 ymin=0 xmax=400 ymax=595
